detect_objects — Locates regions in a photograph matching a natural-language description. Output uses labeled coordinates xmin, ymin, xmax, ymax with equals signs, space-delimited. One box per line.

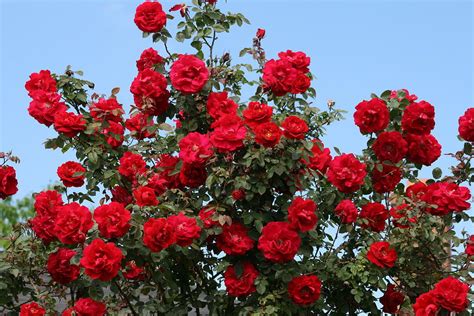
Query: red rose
xmin=334 ymin=199 xmax=358 ymax=224
xmin=34 ymin=190 xmax=63 ymax=217
xmin=169 ymin=4 xmax=187 ymax=17
xmin=367 ymin=241 xmax=397 ymax=268
xmin=406 ymin=182 xmax=428 ymax=201
xmin=206 ymin=92 xmax=238 ymax=120
xmin=327 ymin=154 xmax=367 ymax=193
xmin=372 ymin=131 xmax=407 ymax=163
xmin=0 ymin=166 xmax=18 ymax=199
xmin=371 ymin=164 xmax=402 ymax=193
xmin=155 ymin=154 xmax=182 ymax=189
xmin=209 ymin=114 xmax=247 ymax=152
xmin=258 ymin=221 xmax=301 ymax=263
xmin=287 ymin=197 xmax=318 ymax=232
xmin=254 ymin=122 xmax=282 ymax=148
xmin=216 ymin=222 xmax=254 ymax=255
xmin=47 ymin=248 xmax=80 ymax=284
xmin=25 ymin=69 xmax=57 ymax=97
xmin=458 ymin=108 xmax=474 ymax=142
xmin=413 ymin=291 xmax=439 ymax=316
xmin=432 ymin=277 xmax=469 ymax=312
xmin=123 ymin=261 xmax=146 ymax=280
xmin=390 ymin=204 xmax=417 ymax=229
xmin=256 ymin=28 xmax=266 ymax=39
xmin=278 ymin=50 xmax=311 ymax=72
xmin=390 ymin=89 xmax=418 ymax=102
xmin=287 ymin=275 xmax=321 ymax=306
xmin=231 ymin=189 xmax=246 ymax=200
xmin=126 ymin=112 xmax=154 ymax=139
xmin=199 ymin=207 xmax=219 ymax=229
xmin=102 ymin=120 xmax=124 ymax=148
xmin=130 ymin=68 xmax=170 ymax=116
xmin=136 ymin=47 xmax=164 ymax=71
xmin=242 ymin=101 xmax=273 ymax=129
xmin=404 ymin=133 xmax=441 ymax=166
xmin=179 ymin=163 xmax=207 ymax=188
xmin=170 ymin=54 xmax=209 ymax=94
xmin=360 ymin=202 xmax=388 ymax=232
xmin=353 ymin=98 xmax=389 ymax=134
xmin=167 ymin=212 xmax=202 ymax=246
xmin=80 ymin=238 xmax=123 ymax=281
xmin=53 ymin=111 xmax=86 ymax=137
xmin=30 ymin=214 xmax=57 ymax=243
xmin=303 ymin=139 xmax=332 ymax=173
xmin=20 ymin=302 xmax=46 ymax=316
xmin=281 ymin=116 xmax=309 ymax=140
xmin=147 ymin=173 xmax=168 ymax=195
xmin=262 ymin=59 xmax=310 ymax=96
xmin=224 ymin=262 xmax=259 ymax=297
xmin=421 ymin=182 xmax=471 ymax=216
xmin=118 ymin=151 xmax=147 ymax=179
xmin=57 ymin=161 xmax=86 ymax=187
xmin=62 ymin=298 xmax=106 ymax=316
xmin=143 ymin=217 xmax=176 ymax=252
xmin=93 ymin=202 xmax=131 ymax=239
xmin=134 ymin=1 xmax=166 ymax=33
xmin=380 ymin=284 xmax=405 ymax=314
xmin=111 ymin=186 xmax=133 ymax=206
xmin=28 ymin=91 xmax=67 ymax=126
xmin=466 ymin=235 xmax=474 ymax=257
xmin=179 ymin=132 xmax=214 ymax=165
xmin=401 ymin=101 xmax=435 ymax=135
xmin=89 ymin=98 xmax=124 ymax=123
xmin=54 ymin=202 xmax=93 ymax=245
xmin=133 ymin=186 xmax=158 ymax=207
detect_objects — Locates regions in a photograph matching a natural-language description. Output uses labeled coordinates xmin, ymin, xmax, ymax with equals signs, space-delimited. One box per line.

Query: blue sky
xmin=1 ymin=0 xmax=472 ymax=201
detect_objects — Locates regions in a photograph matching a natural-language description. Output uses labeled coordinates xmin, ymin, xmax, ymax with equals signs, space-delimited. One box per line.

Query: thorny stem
xmin=113 ymin=279 xmax=138 ymax=316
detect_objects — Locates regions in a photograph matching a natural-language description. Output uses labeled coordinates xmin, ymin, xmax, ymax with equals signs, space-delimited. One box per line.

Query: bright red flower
xmin=170 ymin=54 xmax=209 ymax=94
xmin=54 ymin=202 xmax=93 ymax=245
xmin=242 ymin=101 xmax=273 ymax=129
xmin=334 ymin=199 xmax=358 ymax=224
xmin=199 ymin=207 xmax=219 ymax=229
xmin=80 ymin=239 xmax=123 ymax=281
xmin=287 ymin=197 xmax=318 ymax=232
xmin=134 ymin=1 xmax=166 ymax=33
xmin=262 ymin=59 xmax=310 ymax=96
xmin=47 ymin=248 xmax=80 ymax=284
xmin=258 ymin=222 xmax=301 ymax=263
xmin=102 ymin=121 xmax=124 ymax=148
xmin=118 ymin=152 xmax=147 ymax=179
xmin=133 ymin=186 xmax=158 ymax=207
xmin=20 ymin=302 xmax=46 ymax=316
xmin=143 ymin=217 xmax=176 ymax=252
xmin=254 ymin=122 xmax=282 ymax=148
xmin=179 ymin=163 xmax=207 ymax=188
xmin=278 ymin=50 xmax=311 ymax=72
xmin=256 ymin=28 xmax=266 ymax=39
xmin=421 ymin=182 xmax=471 ymax=216
xmin=169 ymin=4 xmax=187 ymax=17
xmin=353 ymin=98 xmax=389 ymax=134
xmin=401 ymin=101 xmax=435 ymax=135
xmin=167 ymin=212 xmax=202 ymax=247
xmin=57 ymin=161 xmax=86 ymax=187
xmin=371 ymin=164 xmax=402 ymax=193
xmin=466 ymin=235 xmax=474 ymax=256
xmin=130 ymin=68 xmax=170 ymax=116
xmin=206 ymin=91 xmax=238 ymax=120
xmin=28 ymin=91 xmax=67 ymax=126
xmin=380 ymin=285 xmax=405 ymax=314
xmin=288 ymin=275 xmax=321 ymax=306
xmin=406 ymin=182 xmax=428 ymax=201
xmin=25 ymin=69 xmax=57 ymax=97
xmin=390 ymin=203 xmax=417 ymax=229
xmin=367 ymin=241 xmax=397 ymax=268
xmin=0 ymin=166 xmax=18 ymax=199
xmin=281 ymin=116 xmax=309 ymax=140
xmin=136 ymin=47 xmax=164 ymax=71
xmin=30 ymin=214 xmax=56 ymax=243
xmin=210 ymin=114 xmax=247 ymax=152
xmin=216 ymin=222 xmax=254 ymax=255
xmin=126 ymin=112 xmax=154 ymax=139
xmin=178 ymin=132 xmax=213 ymax=165
xmin=111 ymin=186 xmax=133 ymax=206
xmin=432 ymin=277 xmax=469 ymax=312
xmin=224 ymin=262 xmax=259 ymax=297
xmin=34 ymin=190 xmax=63 ymax=217
xmin=53 ymin=111 xmax=86 ymax=137
xmin=155 ymin=154 xmax=182 ymax=189
xmin=372 ymin=131 xmax=407 ymax=163
xmin=405 ymin=133 xmax=441 ymax=166
xmin=123 ymin=261 xmax=146 ymax=280
xmin=360 ymin=202 xmax=388 ymax=233
xmin=458 ymin=108 xmax=474 ymax=142
xmin=327 ymin=154 xmax=367 ymax=193
xmin=89 ymin=98 xmax=124 ymax=123
xmin=390 ymin=89 xmax=418 ymax=102
xmin=62 ymin=297 xmax=106 ymax=316
xmin=93 ymin=202 xmax=131 ymax=239
xmin=413 ymin=291 xmax=439 ymax=316
xmin=302 ymin=139 xmax=332 ymax=173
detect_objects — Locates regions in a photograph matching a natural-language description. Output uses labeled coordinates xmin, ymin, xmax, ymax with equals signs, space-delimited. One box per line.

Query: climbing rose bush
xmin=1 ymin=1 xmax=473 ymax=315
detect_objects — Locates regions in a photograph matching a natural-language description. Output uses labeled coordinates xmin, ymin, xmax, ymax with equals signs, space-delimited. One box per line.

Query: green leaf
xmin=432 ymin=167 xmax=442 ymax=179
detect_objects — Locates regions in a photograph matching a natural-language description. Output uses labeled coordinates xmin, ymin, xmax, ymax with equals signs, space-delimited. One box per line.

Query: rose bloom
xmin=167 ymin=212 xmax=202 ymax=247
xmin=111 ymin=186 xmax=133 ymax=206
xmin=206 ymin=91 xmax=238 ymax=120
xmin=242 ymin=101 xmax=273 ymax=129
xmin=413 ymin=291 xmax=439 ymax=316
xmin=288 ymin=275 xmax=321 ymax=306
xmin=390 ymin=204 xmax=417 ymax=229
xmin=334 ymin=199 xmax=358 ymax=224
xmin=118 ymin=151 xmax=147 ymax=179
xmin=169 ymin=4 xmax=187 ymax=17
xmin=54 ymin=202 xmax=93 ymax=245
xmin=326 ymin=154 xmax=367 ymax=193
xmin=93 ymin=202 xmax=131 ymax=239
xmin=179 ymin=163 xmax=207 ymax=188
xmin=62 ymin=298 xmax=106 ymax=316
xmin=303 ymin=139 xmax=332 ymax=173
xmin=34 ymin=190 xmax=63 ymax=217
xmin=359 ymin=202 xmax=388 ymax=233
xmin=123 ymin=261 xmax=146 ymax=280
xmin=102 ymin=120 xmax=124 ymax=148
xmin=20 ymin=302 xmax=46 ymax=316
xmin=210 ymin=114 xmax=248 ymax=152
xmin=80 ymin=238 xmax=123 ymax=281
xmin=405 ymin=133 xmax=441 ymax=166
xmin=380 ymin=284 xmax=404 ymax=314
xmin=178 ymin=132 xmax=213 ymax=165
xmin=401 ymin=101 xmax=435 ymax=135
xmin=254 ymin=122 xmax=282 ymax=148
xmin=287 ymin=197 xmax=318 ymax=232
xmin=47 ymin=248 xmax=80 ymax=285
xmin=458 ymin=107 xmax=474 ymax=142
xmin=143 ymin=217 xmax=176 ymax=252
xmin=353 ymin=98 xmax=389 ymax=134
xmin=147 ymin=173 xmax=168 ymax=196
xmin=421 ymin=182 xmax=471 ymax=216
xmin=371 ymin=164 xmax=402 ymax=193
xmin=262 ymin=58 xmax=310 ymax=96
xmin=53 ymin=111 xmax=86 ymax=137
xmin=256 ymin=28 xmax=266 ymax=39
xmin=367 ymin=241 xmax=397 ymax=268
xmin=231 ymin=189 xmax=246 ymax=200
xmin=134 ymin=1 xmax=166 ymax=33
xmin=216 ymin=222 xmax=255 ymax=255
xmin=57 ymin=161 xmax=86 ymax=187
xmin=170 ymin=54 xmax=209 ymax=94
xmin=258 ymin=221 xmax=301 ymax=263
xmin=0 ymin=166 xmax=18 ymax=199
xmin=130 ymin=68 xmax=170 ymax=116
xmin=390 ymin=89 xmax=418 ymax=102
xmin=281 ymin=116 xmax=309 ymax=140
xmin=432 ymin=276 xmax=469 ymax=312
xmin=89 ymin=97 xmax=124 ymax=123
xmin=30 ymin=214 xmax=57 ymax=243
xmin=155 ymin=154 xmax=182 ymax=189
xmin=466 ymin=235 xmax=474 ymax=256
xmin=136 ymin=47 xmax=164 ymax=71
xmin=133 ymin=186 xmax=159 ymax=207
xmin=372 ymin=131 xmax=407 ymax=163
xmin=28 ymin=91 xmax=67 ymax=127
xmin=279 ymin=51 xmax=310 ymax=73
xmin=126 ymin=112 xmax=154 ymax=139
xmin=199 ymin=207 xmax=219 ymax=229
xmin=224 ymin=262 xmax=259 ymax=297
xmin=406 ymin=181 xmax=428 ymax=201
xmin=25 ymin=69 xmax=57 ymax=97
